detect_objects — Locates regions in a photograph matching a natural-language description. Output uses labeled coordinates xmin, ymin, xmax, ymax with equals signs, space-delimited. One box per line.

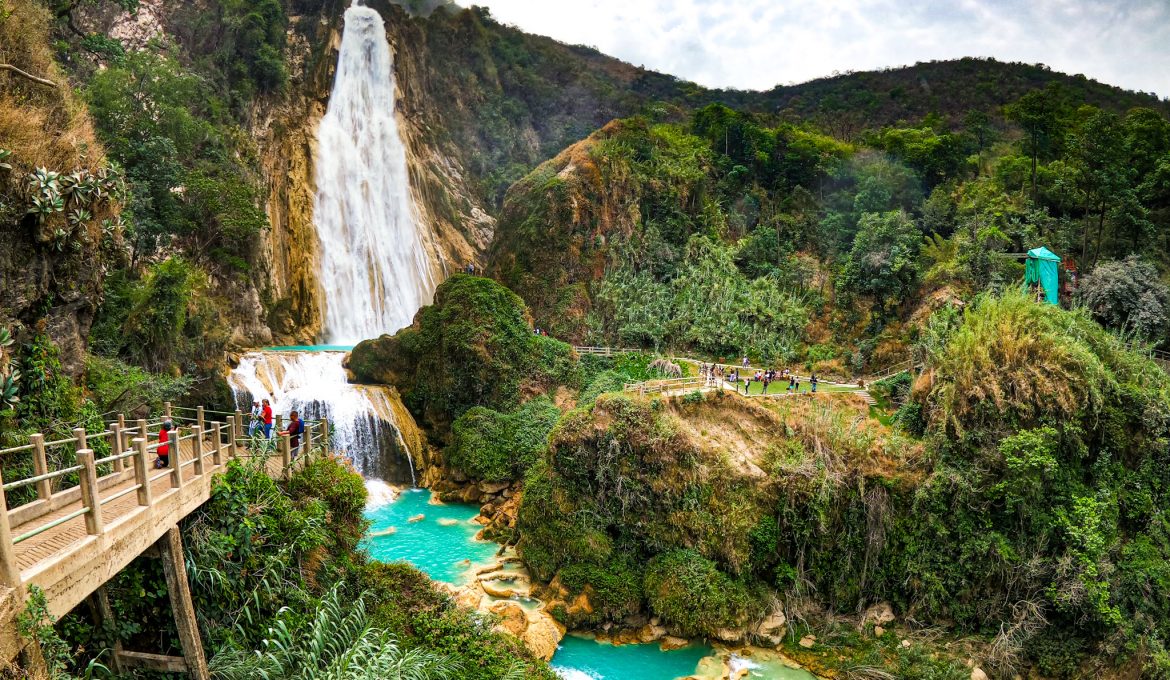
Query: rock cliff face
xmin=0 ymin=0 xmax=120 ymax=377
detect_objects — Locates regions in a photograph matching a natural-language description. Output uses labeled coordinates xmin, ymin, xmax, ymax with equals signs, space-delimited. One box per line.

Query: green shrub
xmin=557 ymin=559 xmax=644 ymax=625
xmin=643 ymin=549 xmax=761 ymax=637
xmin=349 ymin=275 xmax=581 ymax=437
xmin=447 ymin=397 xmax=561 ymax=481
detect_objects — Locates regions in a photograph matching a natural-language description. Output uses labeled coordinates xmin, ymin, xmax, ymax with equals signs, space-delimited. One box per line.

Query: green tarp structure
xmin=1024 ymin=246 xmax=1061 ymax=305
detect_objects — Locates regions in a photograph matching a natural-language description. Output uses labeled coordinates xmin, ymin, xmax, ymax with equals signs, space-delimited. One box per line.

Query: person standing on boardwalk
xmin=154 ymin=420 xmax=173 ymax=469
xmin=262 ymin=399 xmax=274 ymax=439
xmin=282 ymin=410 xmax=304 ymax=458
xmin=248 ymin=400 xmax=262 ymax=436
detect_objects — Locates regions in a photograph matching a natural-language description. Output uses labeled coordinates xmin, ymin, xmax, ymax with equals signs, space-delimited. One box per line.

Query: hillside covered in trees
xmin=2 ymin=0 xmax=1170 ymax=678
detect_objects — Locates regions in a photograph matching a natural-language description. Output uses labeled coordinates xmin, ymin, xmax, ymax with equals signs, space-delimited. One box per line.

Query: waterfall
xmin=229 ymin=351 xmax=416 ymax=484
xmin=229 ymin=3 xmax=436 ymax=484
xmin=314 ymin=2 xmax=436 ymax=344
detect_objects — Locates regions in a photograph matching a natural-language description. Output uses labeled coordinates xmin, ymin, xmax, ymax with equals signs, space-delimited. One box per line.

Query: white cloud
xmin=469 ymin=0 xmax=1170 ymax=98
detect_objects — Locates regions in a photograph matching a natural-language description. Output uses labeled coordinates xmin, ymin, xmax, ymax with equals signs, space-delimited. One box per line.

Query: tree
xmin=839 ymin=210 xmax=921 ymax=312
xmin=1077 ymin=256 xmax=1170 ymax=340
xmin=1067 ymin=107 xmax=1130 ymax=265
xmin=1005 ymin=84 xmax=1070 ymax=202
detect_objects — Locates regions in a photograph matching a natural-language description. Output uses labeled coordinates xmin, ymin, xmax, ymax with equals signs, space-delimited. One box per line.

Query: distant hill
xmin=389 ymin=3 xmax=1167 ymax=205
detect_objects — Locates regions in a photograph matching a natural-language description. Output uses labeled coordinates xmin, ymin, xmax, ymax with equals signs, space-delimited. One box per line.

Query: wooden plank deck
xmin=9 ymin=438 xmax=281 ymax=573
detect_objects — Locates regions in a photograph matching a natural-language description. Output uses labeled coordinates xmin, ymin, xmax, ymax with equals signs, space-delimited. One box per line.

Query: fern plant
xmin=209 ymin=586 xmax=460 ymax=680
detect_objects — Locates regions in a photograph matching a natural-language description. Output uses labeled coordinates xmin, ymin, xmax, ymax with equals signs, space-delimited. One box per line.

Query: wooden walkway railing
xmin=0 ymin=403 xmax=330 ymax=628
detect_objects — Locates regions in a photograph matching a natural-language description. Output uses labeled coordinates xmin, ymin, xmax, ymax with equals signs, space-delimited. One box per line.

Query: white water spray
xmin=314 ymin=3 xmax=436 ymax=344
xmin=229 ymin=352 xmax=415 ymax=484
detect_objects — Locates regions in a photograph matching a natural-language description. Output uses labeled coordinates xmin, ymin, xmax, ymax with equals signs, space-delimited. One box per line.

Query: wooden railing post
xmin=30 ymin=433 xmax=51 ymax=501
xmin=137 ymin=418 xmax=148 ymax=444
xmin=196 ymin=406 xmax=205 ymax=434
xmin=77 ymin=449 xmax=104 ymax=535
xmin=228 ymin=417 xmax=239 ymax=459
xmin=321 ymin=418 xmax=330 ymax=456
xmin=133 ymin=437 xmax=152 ymax=506
xmin=111 ymin=420 xmax=125 ymax=473
xmin=280 ymin=434 xmax=291 ymax=479
xmin=192 ymin=426 xmax=205 ymax=477
xmin=0 ymin=467 xmax=22 ymax=588
xmin=170 ymin=426 xmax=183 ymax=489
xmin=212 ymin=422 xmax=224 ymax=466
xmin=234 ymin=409 xmax=244 ymax=448
xmin=304 ymin=423 xmax=314 ymax=460
xmin=164 ymin=401 xmax=172 ymax=420
xmin=275 ymin=413 xmax=283 ymax=434
xmin=73 ymin=427 xmax=87 ymax=454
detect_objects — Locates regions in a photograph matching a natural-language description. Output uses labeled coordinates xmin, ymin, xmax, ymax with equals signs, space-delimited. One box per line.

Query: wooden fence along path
xmin=0 ymin=403 xmax=331 ymax=677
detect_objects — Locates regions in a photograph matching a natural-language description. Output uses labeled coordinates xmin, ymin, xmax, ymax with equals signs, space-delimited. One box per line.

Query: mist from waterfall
xmin=314 ymin=3 xmax=436 ymax=344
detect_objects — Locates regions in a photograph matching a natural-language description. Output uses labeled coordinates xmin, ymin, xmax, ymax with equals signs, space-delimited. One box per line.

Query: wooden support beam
xmin=116 ymin=650 xmax=188 ymax=673
xmin=321 ymin=418 xmax=330 ymax=456
xmin=156 ymin=527 xmax=209 ymax=680
xmin=88 ymin=586 xmax=124 ymax=675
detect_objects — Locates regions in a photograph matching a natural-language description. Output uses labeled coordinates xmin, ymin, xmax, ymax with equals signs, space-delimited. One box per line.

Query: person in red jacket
xmin=262 ymin=399 xmax=274 ymax=439
xmin=154 ymin=420 xmax=173 ymax=469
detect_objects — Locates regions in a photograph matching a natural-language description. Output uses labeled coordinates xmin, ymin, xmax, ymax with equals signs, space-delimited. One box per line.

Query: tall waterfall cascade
xmin=314 ymin=3 xmax=437 ymax=345
xmin=229 ymin=2 xmax=437 ymax=483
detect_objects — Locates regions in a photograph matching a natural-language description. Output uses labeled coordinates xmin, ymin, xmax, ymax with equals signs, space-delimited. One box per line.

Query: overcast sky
xmin=468 ymin=0 xmax=1170 ymax=99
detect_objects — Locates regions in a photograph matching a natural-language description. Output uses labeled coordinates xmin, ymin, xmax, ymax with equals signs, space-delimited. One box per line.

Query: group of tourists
xmin=698 ymin=361 xmax=821 ymax=396
xmin=151 ymin=399 xmax=307 ymax=469
xmin=248 ymin=399 xmax=306 ymax=455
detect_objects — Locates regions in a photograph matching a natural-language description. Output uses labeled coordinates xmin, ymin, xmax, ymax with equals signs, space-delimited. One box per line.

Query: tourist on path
xmin=282 ymin=410 xmax=304 ymax=458
xmin=248 ymin=400 xmax=263 ymax=436
xmin=154 ymin=420 xmax=173 ymax=469
xmin=262 ymin=399 xmax=274 ymax=439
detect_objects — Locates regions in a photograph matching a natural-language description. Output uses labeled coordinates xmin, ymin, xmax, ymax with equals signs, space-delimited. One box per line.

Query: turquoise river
xmin=363 ymin=487 xmax=816 ymax=680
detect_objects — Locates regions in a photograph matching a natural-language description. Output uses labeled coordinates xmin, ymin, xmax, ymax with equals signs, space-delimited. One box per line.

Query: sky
xmin=468 ymin=0 xmax=1170 ymax=99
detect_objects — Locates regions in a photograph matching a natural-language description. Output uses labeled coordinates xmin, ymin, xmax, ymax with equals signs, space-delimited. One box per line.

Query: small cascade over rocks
xmin=228 ymin=351 xmax=418 ymax=484
xmin=314 ymin=2 xmax=438 ymax=344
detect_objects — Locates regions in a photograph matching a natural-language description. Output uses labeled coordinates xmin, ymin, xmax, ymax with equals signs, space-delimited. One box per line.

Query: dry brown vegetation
xmin=0 ymin=0 xmax=106 ymax=175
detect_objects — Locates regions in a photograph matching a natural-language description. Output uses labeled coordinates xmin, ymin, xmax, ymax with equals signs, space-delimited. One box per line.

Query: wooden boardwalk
xmin=0 ymin=406 xmax=327 ymax=668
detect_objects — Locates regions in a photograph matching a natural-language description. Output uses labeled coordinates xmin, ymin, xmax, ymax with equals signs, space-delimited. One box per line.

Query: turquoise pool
xmin=363 ymin=488 xmax=498 ymax=584
xmin=363 ymin=488 xmax=816 ymax=680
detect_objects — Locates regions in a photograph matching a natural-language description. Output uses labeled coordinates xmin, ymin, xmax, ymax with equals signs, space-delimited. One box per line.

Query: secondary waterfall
xmin=314 ymin=2 xmax=436 ymax=344
xmin=229 ymin=351 xmax=416 ymax=484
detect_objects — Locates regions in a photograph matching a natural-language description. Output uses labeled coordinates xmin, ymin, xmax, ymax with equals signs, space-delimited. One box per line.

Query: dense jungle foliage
xmin=490 ymin=91 xmax=1170 ymax=374
xmin=38 ymin=450 xmax=552 ymax=679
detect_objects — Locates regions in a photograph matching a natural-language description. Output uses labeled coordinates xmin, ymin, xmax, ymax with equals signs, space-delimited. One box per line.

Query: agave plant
xmin=68 ymin=208 xmax=92 ymax=228
xmin=29 ymin=167 xmax=61 ymax=195
xmin=0 ymin=328 xmax=18 ymax=409
xmin=28 ymin=193 xmax=65 ymax=221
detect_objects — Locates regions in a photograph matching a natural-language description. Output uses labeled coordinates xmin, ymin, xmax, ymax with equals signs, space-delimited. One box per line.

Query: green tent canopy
xmin=1024 ymin=246 xmax=1061 ymax=305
